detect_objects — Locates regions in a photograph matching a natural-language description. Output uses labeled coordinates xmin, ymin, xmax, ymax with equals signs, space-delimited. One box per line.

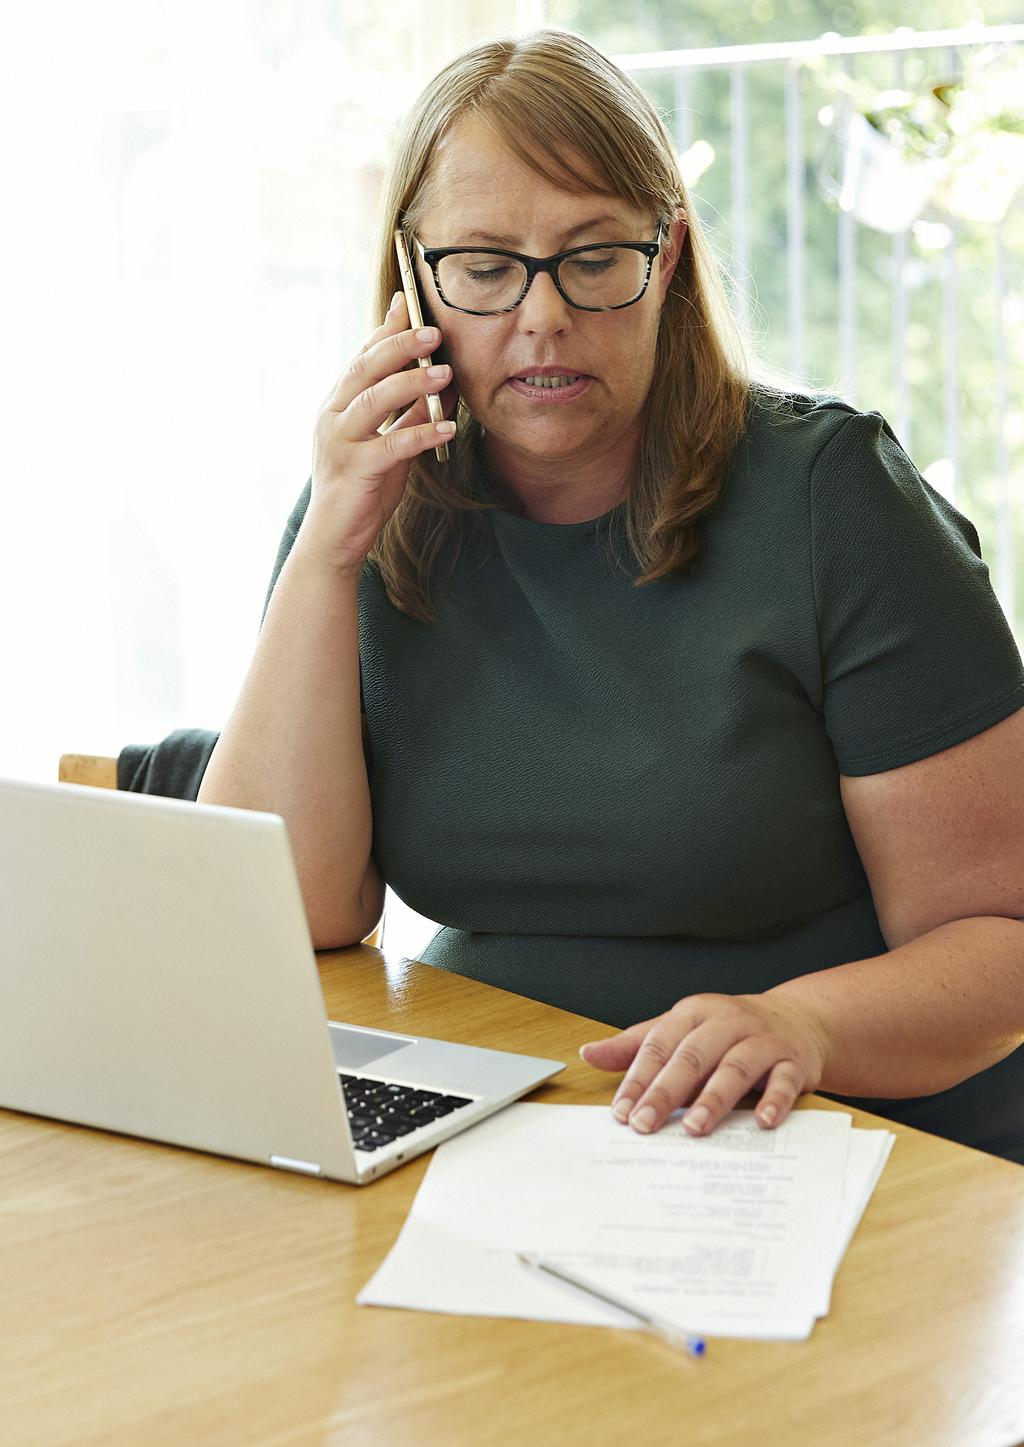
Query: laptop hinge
xmin=270 ymin=1154 xmax=323 ymax=1177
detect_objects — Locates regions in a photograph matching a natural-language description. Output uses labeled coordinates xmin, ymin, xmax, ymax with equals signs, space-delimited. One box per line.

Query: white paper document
xmin=358 ymin=1105 xmax=895 ymax=1341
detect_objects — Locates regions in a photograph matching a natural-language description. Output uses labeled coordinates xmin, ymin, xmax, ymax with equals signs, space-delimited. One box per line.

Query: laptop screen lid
xmin=0 ymin=778 xmax=361 ymax=1181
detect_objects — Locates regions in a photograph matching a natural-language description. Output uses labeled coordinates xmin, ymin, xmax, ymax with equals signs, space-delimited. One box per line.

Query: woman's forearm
xmin=198 ymin=542 xmax=382 ymax=948
xmin=768 ymin=915 xmax=1024 ymax=1098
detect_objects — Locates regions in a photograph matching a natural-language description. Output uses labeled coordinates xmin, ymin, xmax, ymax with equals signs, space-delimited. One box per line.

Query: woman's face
xmin=413 ymin=113 xmax=683 ymax=472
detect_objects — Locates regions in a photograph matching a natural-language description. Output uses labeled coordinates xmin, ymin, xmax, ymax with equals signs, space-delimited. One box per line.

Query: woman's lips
xmin=508 ymin=367 xmax=590 ymax=383
xmin=505 ymin=375 xmax=593 ymax=403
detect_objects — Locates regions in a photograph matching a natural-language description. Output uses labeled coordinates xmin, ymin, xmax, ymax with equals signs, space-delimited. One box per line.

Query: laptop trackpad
xmin=328 ymin=1023 xmax=416 ymax=1072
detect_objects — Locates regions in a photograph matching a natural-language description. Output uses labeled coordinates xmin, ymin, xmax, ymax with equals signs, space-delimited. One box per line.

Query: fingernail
xmin=631 ymin=1106 xmax=656 ymax=1133
xmin=388 ymin=290 xmax=402 ymax=314
xmin=683 ymin=1106 xmax=709 ymax=1133
xmin=427 ymin=363 xmax=449 ymax=378
xmin=416 ymin=326 xmax=439 ymax=342
xmin=612 ymin=1097 xmax=633 ymax=1123
xmin=578 ymin=1045 xmax=591 ymax=1061
xmin=759 ymin=1105 xmax=777 ymax=1127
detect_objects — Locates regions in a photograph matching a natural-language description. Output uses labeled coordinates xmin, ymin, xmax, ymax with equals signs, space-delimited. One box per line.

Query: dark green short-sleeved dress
xmin=266 ymin=389 xmax=1024 ymax=1163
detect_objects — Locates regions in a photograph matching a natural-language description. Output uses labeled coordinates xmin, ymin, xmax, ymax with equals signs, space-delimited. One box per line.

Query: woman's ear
xmin=659 ymin=208 xmax=688 ymax=302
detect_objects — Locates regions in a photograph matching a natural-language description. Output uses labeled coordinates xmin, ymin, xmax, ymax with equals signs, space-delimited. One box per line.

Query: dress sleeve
xmin=261 ymin=478 xmax=312 ymax=625
xmin=117 ymin=728 xmax=220 ymax=798
xmin=260 ymin=477 xmax=367 ymax=714
xmin=810 ymin=409 xmax=1024 ymax=776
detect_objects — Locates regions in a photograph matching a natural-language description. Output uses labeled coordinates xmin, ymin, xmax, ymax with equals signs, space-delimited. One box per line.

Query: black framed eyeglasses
xmin=413 ymin=222 xmax=665 ymax=315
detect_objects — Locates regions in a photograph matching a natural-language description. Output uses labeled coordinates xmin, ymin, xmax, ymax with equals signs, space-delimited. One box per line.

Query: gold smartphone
xmin=393 ymin=228 xmax=450 ymax=464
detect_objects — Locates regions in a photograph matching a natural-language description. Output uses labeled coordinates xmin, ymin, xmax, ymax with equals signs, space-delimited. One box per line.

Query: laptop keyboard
xmin=339 ymin=1074 xmax=473 ymax=1153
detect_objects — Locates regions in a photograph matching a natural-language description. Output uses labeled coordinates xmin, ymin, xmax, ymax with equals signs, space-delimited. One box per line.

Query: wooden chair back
xmin=58 ymin=754 xmax=118 ymax=789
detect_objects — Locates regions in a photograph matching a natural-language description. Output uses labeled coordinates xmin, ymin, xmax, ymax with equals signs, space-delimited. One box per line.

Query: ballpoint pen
xmin=516 ymin=1252 xmax=707 ymax=1360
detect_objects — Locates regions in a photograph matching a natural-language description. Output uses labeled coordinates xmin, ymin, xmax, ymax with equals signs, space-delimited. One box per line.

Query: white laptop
xmin=0 ymin=777 xmax=564 ymax=1184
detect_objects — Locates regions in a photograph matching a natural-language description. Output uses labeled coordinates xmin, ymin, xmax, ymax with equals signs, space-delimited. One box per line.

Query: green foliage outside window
xmin=546 ymin=0 xmax=1024 ymax=635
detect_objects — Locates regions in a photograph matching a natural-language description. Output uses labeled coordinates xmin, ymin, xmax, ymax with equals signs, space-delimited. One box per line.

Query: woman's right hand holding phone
xmin=301 ymin=291 xmax=458 ymax=578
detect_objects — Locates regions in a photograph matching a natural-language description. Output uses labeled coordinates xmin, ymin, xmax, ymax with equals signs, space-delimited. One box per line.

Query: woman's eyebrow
xmin=454 ymin=215 xmax=631 ymax=246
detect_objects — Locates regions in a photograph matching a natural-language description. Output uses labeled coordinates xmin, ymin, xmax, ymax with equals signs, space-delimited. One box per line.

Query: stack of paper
xmin=358 ymin=1105 xmax=895 ymax=1341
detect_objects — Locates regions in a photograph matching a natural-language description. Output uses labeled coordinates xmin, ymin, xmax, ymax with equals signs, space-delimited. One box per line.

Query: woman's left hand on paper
xmin=579 ymin=993 xmax=831 ymax=1137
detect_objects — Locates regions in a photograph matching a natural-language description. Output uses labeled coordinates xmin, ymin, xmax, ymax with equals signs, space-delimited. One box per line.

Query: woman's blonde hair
xmin=368 ymin=28 xmax=754 ymax=622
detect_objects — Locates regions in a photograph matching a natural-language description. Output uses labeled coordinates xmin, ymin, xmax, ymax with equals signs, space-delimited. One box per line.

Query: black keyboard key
xmin=353 ymin=1129 xmax=397 ymax=1152
xmin=385 ymin=1119 xmax=420 ymax=1137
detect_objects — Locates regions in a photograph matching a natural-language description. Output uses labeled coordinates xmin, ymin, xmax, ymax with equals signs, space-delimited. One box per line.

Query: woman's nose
xmin=516 ymin=270 xmax=573 ymax=335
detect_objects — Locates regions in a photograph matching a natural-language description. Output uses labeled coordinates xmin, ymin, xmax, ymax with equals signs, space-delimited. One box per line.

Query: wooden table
xmin=3 ymin=945 xmax=1024 ymax=1447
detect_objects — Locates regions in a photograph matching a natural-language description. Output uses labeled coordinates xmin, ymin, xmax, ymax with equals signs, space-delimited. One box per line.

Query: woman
xmin=196 ymin=30 xmax=1024 ymax=1162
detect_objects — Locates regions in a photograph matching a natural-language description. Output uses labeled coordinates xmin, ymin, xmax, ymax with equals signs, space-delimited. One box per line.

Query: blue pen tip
xmin=693 ymin=1340 xmax=706 ymax=1356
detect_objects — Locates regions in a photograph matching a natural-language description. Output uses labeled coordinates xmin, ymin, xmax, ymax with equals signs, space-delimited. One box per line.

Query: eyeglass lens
xmin=436 ymin=247 xmax=650 ymax=311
